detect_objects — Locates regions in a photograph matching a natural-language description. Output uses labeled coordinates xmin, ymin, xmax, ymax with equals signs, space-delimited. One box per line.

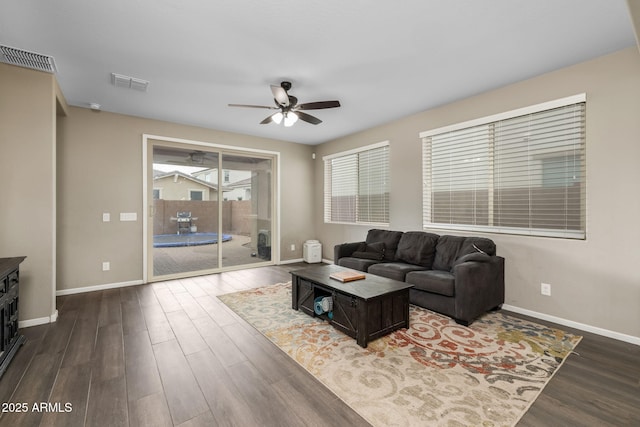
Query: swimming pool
xmin=153 ymin=232 xmax=233 ymax=248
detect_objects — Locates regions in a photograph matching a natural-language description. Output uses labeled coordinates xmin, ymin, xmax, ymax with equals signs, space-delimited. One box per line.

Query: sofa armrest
xmin=451 ymin=256 xmax=505 ymax=324
xmin=333 ymin=241 xmax=364 ymax=263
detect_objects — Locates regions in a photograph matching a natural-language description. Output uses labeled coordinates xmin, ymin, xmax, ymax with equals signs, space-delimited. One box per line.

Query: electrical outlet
xmin=290 ymin=244 xmax=296 ymax=251
xmin=541 ymin=282 xmax=551 ymax=296
xmin=102 ymin=262 xmax=110 ymax=271
xmin=102 ymin=212 xmax=110 ymax=222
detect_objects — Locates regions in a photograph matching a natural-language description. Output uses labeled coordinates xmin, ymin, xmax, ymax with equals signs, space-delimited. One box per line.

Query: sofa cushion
xmin=337 ymin=257 xmax=381 ymax=272
xmin=432 ymin=235 xmax=466 ymax=271
xmin=351 ymin=241 xmax=385 ymax=260
xmin=396 ymin=231 xmax=439 ymax=268
xmin=368 ymin=262 xmax=427 ymax=282
xmin=405 ymin=270 xmax=455 ymax=297
xmin=366 ymin=229 xmax=404 ymax=261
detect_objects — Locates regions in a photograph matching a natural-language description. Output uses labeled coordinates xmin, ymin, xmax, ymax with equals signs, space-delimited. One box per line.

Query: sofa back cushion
xmin=396 ymin=231 xmax=439 ymax=268
xmin=351 ymin=241 xmax=385 ymax=260
xmin=432 ymin=235 xmax=465 ymax=271
xmin=366 ymin=229 xmax=404 ymax=261
xmin=433 ymin=235 xmax=496 ymax=271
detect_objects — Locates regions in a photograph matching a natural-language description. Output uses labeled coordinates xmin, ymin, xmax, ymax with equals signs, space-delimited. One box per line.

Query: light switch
xmin=102 ymin=213 xmax=110 ymax=222
xmin=120 ymin=212 xmax=137 ymax=221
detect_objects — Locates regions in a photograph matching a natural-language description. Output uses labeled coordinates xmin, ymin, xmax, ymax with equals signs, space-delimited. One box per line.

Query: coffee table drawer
xmin=296 ymin=279 xmax=316 ymax=316
xmin=330 ymin=292 xmax=358 ymax=338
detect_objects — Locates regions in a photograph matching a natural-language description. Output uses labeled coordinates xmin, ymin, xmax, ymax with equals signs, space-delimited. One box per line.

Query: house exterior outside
xmin=192 ymin=168 xmax=252 ymax=201
xmin=153 ymin=170 xmax=220 ymax=201
xmin=223 ymin=176 xmax=252 ymax=201
xmin=152 ymin=170 xmax=253 ymax=236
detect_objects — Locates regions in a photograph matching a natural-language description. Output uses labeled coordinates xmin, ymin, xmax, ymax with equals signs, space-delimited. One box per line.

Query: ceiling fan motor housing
xmin=280 ymin=81 xmax=292 ymax=91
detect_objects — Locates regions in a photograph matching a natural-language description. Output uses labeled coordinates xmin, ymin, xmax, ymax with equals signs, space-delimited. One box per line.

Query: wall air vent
xmin=111 ymin=72 xmax=149 ymax=92
xmin=130 ymin=77 xmax=149 ymax=92
xmin=0 ymin=45 xmax=57 ymax=74
xmin=112 ymin=73 xmax=131 ymax=88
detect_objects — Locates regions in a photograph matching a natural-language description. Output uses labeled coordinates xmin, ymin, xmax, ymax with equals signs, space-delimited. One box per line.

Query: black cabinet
xmin=0 ymin=256 xmax=26 ymax=378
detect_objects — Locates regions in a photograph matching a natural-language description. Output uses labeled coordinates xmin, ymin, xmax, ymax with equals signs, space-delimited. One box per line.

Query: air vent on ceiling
xmin=0 ymin=45 xmax=57 ymax=74
xmin=111 ymin=72 xmax=149 ymax=92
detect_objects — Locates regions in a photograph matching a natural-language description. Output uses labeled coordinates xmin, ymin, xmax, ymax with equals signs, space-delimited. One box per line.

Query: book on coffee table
xmin=330 ymin=271 xmax=366 ymax=282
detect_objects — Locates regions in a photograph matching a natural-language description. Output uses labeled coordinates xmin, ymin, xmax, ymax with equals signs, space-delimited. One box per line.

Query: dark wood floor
xmin=1 ymin=263 xmax=638 ymax=426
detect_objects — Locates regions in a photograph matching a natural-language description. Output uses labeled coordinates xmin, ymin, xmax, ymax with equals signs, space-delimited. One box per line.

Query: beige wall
xmin=0 ymin=63 xmax=58 ymax=322
xmin=57 ymin=107 xmax=316 ymax=291
xmin=315 ymin=47 xmax=640 ymax=340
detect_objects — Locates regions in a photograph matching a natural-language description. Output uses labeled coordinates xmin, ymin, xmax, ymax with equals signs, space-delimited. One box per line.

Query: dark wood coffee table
xmin=291 ymin=264 xmax=413 ymax=348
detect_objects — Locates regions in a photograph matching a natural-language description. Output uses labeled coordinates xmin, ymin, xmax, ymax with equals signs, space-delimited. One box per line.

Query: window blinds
xmin=324 ymin=142 xmax=390 ymax=225
xmin=422 ymin=97 xmax=586 ymax=239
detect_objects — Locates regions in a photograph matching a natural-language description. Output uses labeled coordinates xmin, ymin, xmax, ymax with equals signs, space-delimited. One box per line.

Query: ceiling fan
xmin=165 ymin=150 xmax=215 ymax=165
xmin=229 ymin=81 xmax=340 ymax=126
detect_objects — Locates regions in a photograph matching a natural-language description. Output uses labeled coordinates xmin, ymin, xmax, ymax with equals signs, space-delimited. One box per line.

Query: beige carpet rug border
xmin=218 ymin=282 xmax=581 ymax=427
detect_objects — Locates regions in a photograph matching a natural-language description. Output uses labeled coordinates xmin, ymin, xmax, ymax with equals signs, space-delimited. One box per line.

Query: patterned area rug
xmin=218 ymin=282 xmax=581 ymax=427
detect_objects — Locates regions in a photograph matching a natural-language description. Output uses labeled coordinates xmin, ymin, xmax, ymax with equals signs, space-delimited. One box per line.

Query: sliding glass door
xmin=147 ymin=139 xmax=275 ymax=280
xmin=220 ymin=153 xmax=273 ymax=268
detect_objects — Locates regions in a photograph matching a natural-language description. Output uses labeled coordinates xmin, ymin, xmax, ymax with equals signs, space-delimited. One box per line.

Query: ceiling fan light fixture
xmin=272 ymin=112 xmax=284 ymax=124
xmin=284 ymin=112 xmax=298 ymax=127
xmin=229 ymin=81 xmax=340 ymax=127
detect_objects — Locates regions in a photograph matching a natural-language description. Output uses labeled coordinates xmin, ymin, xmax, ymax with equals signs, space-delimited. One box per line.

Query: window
xmin=324 ymin=141 xmax=390 ymax=225
xmin=421 ymin=95 xmax=586 ymax=239
xmin=152 ymin=188 xmax=161 ymax=200
xmin=189 ymin=189 xmax=204 ymax=201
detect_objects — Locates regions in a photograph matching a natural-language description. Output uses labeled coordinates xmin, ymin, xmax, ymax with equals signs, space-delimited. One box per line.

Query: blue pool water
xmin=153 ymin=232 xmax=233 ymax=248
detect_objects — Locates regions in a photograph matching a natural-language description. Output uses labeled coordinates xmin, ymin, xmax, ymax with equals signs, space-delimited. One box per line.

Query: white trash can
xmin=303 ymin=240 xmax=322 ymax=263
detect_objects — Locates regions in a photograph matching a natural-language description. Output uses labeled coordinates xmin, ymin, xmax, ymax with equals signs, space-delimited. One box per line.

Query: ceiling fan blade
xmin=296 ymin=111 xmax=322 ymax=125
xmin=228 ymin=103 xmax=276 ymax=109
xmin=260 ymin=112 xmax=279 ymax=124
xmin=296 ymin=100 xmax=341 ymax=110
xmin=270 ymin=85 xmax=289 ymax=107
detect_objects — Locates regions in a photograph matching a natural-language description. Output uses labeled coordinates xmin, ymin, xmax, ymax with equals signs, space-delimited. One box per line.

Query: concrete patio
xmin=152 ymin=234 xmax=270 ymax=276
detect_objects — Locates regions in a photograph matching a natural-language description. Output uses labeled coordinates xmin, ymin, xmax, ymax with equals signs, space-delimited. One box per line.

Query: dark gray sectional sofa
xmin=334 ymin=229 xmax=505 ymax=325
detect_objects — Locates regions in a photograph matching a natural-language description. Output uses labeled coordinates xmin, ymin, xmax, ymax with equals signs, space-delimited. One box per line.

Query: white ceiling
xmin=0 ymin=0 xmax=636 ymax=145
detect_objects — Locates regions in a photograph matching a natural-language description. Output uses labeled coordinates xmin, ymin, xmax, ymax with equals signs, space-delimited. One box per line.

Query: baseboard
xmin=56 ymin=279 xmax=145 ymax=296
xmin=502 ymin=304 xmax=640 ymax=346
xmin=279 ymin=258 xmax=304 ymax=265
xmin=19 ymin=309 xmax=59 ymax=328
